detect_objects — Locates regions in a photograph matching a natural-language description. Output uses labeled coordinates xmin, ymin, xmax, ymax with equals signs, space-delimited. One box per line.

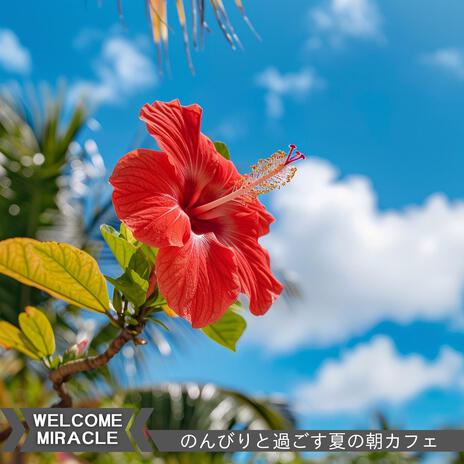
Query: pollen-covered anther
xmin=193 ymin=144 xmax=305 ymax=215
xmin=239 ymin=148 xmax=301 ymax=198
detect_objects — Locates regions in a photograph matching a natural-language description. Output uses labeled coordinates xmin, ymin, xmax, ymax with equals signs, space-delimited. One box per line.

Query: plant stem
xmin=48 ymin=321 xmax=145 ymax=408
xmin=0 ymin=315 xmax=147 ymax=440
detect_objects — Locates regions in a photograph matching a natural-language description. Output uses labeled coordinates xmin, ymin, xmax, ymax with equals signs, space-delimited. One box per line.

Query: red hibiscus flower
xmin=110 ymin=100 xmax=304 ymax=328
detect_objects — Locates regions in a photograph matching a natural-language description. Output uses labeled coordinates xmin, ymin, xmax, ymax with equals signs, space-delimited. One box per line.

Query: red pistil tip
xmin=285 ymin=144 xmax=306 ymax=166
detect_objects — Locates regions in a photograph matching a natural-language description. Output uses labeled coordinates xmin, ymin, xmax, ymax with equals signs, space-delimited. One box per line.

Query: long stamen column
xmin=193 ymin=145 xmax=306 ymax=216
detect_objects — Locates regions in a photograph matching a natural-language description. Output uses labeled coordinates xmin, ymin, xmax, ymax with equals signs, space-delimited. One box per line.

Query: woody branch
xmin=48 ymin=311 xmax=148 ymax=408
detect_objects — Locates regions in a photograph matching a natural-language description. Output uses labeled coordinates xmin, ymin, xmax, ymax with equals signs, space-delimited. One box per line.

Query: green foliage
xmin=120 ymin=223 xmax=136 ymax=243
xmin=0 ymin=306 xmax=55 ymax=361
xmin=0 ymin=89 xmax=89 ymax=323
xmin=106 ymin=271 xmax=148 ymax=309
xmin=0 ymin=238 xmax=110 ymax=313
xmin=0 ymin=90 xmax=88 ymax=240
xmin=139 ymin=382 xmax=294 ymax=428
xmin=213 ymin=141 xmax=231 ymax=160
xmin=116 ymin=223 xmax=158 ymax=264
xmin=0 ymin=90 xmax=258 ymax=444
xmin=0 ymin=320 xmax=40 ymax=360
xmin=202 ymin=303 xmax=247 ymax=351
xmin=18 ymin=306 xmax=55 ymax=357
xmin=121 ymin=383 xmax=296 ymax=460
xmin=112 ymin=288 xmax=123 ymax=313
xmin=140 ymin=242 xmax=158 ymax=264
xmin=103 ymin=223 xmax=161 ymax=311
xmin=105 ymin=246 xmax=152 ymax=308
xmin=100 ymin=224 xmax=137 ymax=270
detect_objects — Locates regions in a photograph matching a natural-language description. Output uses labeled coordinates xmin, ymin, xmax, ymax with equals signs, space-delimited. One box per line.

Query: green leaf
xmin=0 ymin=321 xmax=40 ymax=360
xmin=213 ymin=141 xmax=231 ymax=160
xmin=126 ymin=316 xmax=139 ymax=326
xmin=105 ymin=249 xmax=152 ymax=308
xmin=112 ymin=288 xmax=122 ymax=313
xmin=106 ymin=272 xmax=148 ymax=308
xmin=0 ymin=238 xmax=110 ymax=313
xmin=202 ymin=304 xmax=247 ymax=352
xmin=19 ymin=306 xmax=55 ymax=357
xmin=0 ymin=92 xmax=90 ymax=326
xmin=49 ymin=356 xmax=61 ymax=369
xmin=120 ymin=223 xmax=137 ymax=244
xmin=100 ymin=224 xmax=138 ymax=270
xmin=118 ymin=223 xmax=158 ymax=264
xmin=151 ymin=318 xmax=170 ymax=331
xmin=140 ymin=244 xmax=158 ymax=265
xmin=128 ymin=249 xmax=152 ymax=280
xmin=145 ymin=290 xmax=164 ymax=309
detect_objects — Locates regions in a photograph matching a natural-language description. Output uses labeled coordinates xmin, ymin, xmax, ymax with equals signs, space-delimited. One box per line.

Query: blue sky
xmin=2 ymin=0 xmax=464 ymax=431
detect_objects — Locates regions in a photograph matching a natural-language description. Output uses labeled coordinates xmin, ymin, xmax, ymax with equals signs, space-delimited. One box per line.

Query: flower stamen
xmin=193 ymin=144 xmax=305 ymax=216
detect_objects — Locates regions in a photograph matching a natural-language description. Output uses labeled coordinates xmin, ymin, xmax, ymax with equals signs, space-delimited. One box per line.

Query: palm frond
xmin=0 ymin=86 xmax=90 ymax=323
xmin=77 ymin=383 xmax=298 ymax=463
xmin=120 ymin=0 xmax=260 ymax=73
xmin=124 ymin=383 xmax=295 ymax=429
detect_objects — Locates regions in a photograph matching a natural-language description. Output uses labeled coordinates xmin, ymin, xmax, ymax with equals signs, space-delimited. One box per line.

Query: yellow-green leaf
xmin=202 ymin=305 xmax=247 ymax=352
xmin=100 ymin=224 xmax=137 ymax=270
xmin=140 ymin=244 xmax=158 ymax=265
xmin=0 ymin=321 xmax=40 ymax=360
xmin=19 ymin=307 xmax=55 ymax=357
xmin=0 ymin=238 xmax=110 ymax=313
xmin=120 ymin=223 xmax=137 ymax=244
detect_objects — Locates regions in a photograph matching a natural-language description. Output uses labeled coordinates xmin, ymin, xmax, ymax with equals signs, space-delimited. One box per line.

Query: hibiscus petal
xmin=140 ymin=100 xmax=203 ymax=172
xmin=196 ymin=199 xmax=275 ymax=239
xmin=213 ymin=209 xmax=283 ymax=315
xmin=199 ymin=134 xmax=239 ymax=187
xmin=245 ymin=199 xmax=275 ymax=236
xmin=192 ymin=135 xmax=275 ymax=237
xmin=140 ymin=100 xmax=229 ymax=204
xmin=232 ymin=235 xmax=284 ymax=316
xmin=156 ymin=234 xmax=240 ymax=328
xmin=110 ymin=149 xmax=191 ymax=248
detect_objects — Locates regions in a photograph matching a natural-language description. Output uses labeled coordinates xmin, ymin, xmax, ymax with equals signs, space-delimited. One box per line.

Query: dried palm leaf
xmin=124 ymin=0 xmax=260 ymax=73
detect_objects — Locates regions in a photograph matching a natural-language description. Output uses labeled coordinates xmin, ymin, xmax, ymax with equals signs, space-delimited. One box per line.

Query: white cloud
xmin=294 ymin=336 xmax=464 ymax=414
xmin=69 ymin=35 xmax=157 ymax=105
xmin=0 ymin=29 xmax=31 ymax=74
xmin=245 ymin=158 xmax=464 ymax=351
xmin=255 ymin=67 xmax=324 ymax=118
xmin=309 ymin=0 xmax=383 ymax=48
xmin=422 ymin=48 xmax=464 ymax=80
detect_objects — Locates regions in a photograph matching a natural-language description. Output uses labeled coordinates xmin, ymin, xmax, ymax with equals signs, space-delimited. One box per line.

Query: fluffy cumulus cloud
xmin=422 ymin=48 xmax=464 ymax=80
xmin=294 ymin=336 xmax=464 ymax=414
xmin=255 ymin=67 xmax=324 ymax=118
xmin=308 ymin=0 xmax=383 ymax=48
xmin=70 ymin=35 xmax=157 ymax=105
xmin=245 ymin=158 xmax=464 ymax=351
xmin=0 ymin=29 xmax=31 ymax=74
